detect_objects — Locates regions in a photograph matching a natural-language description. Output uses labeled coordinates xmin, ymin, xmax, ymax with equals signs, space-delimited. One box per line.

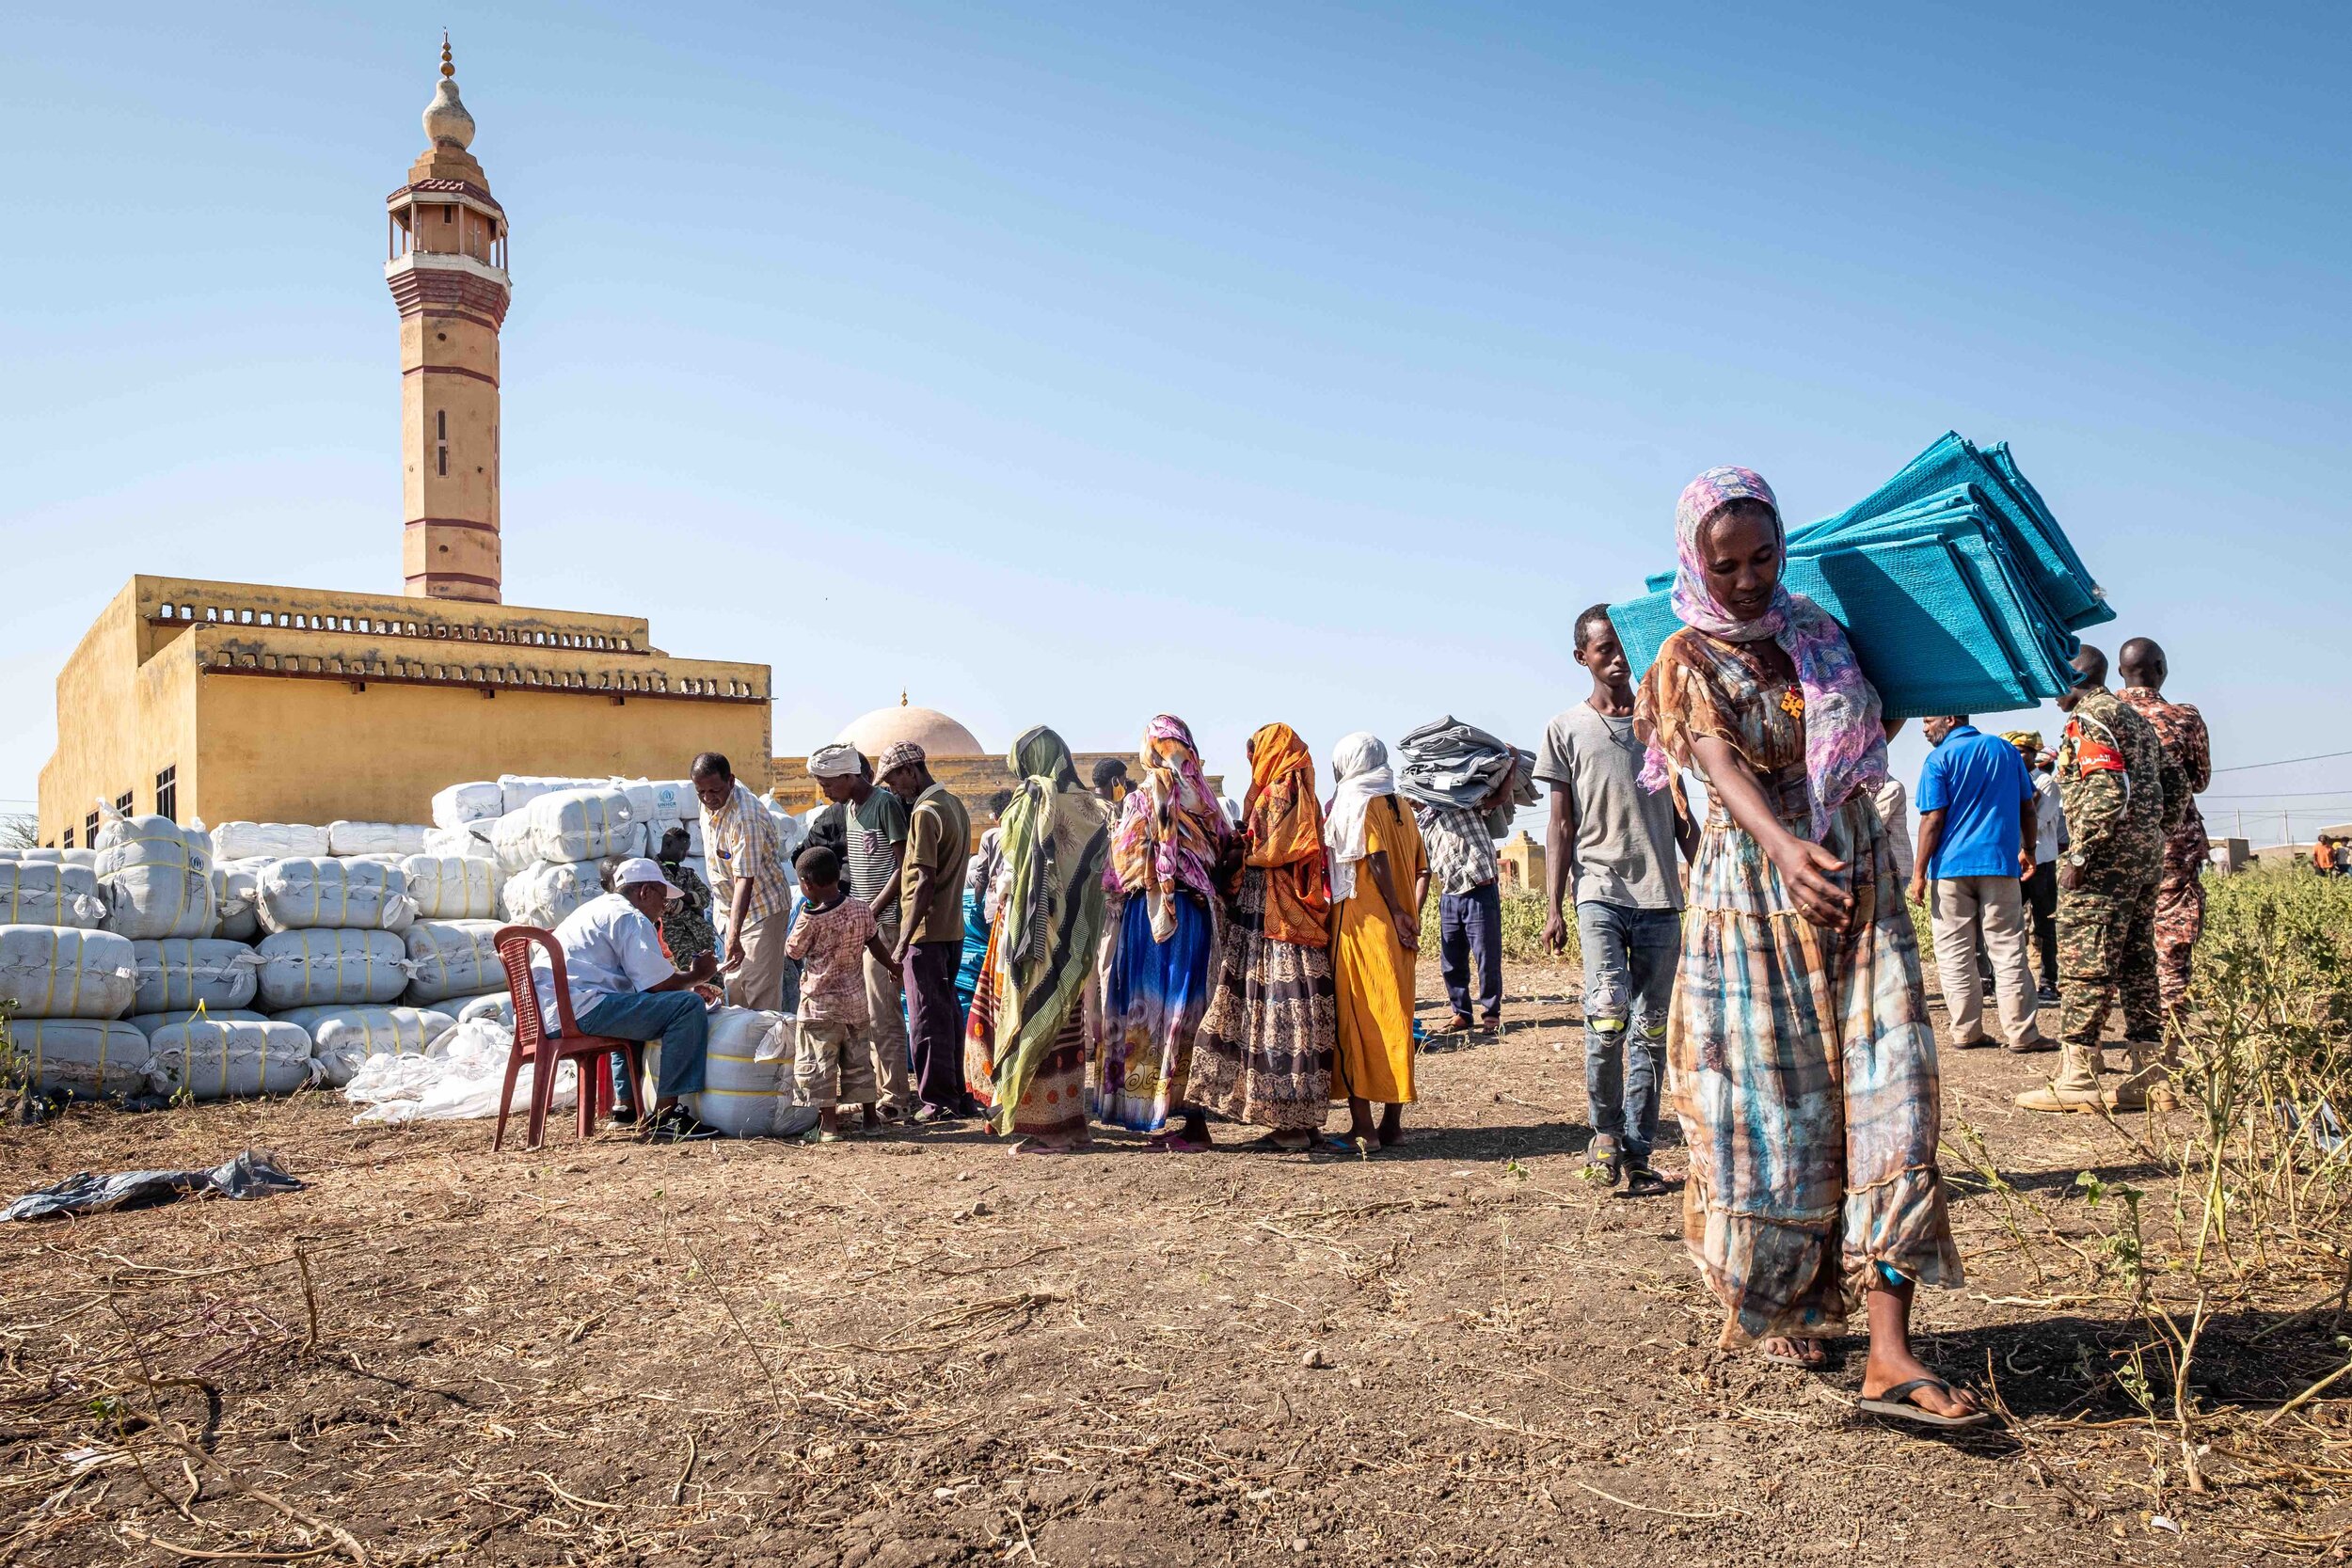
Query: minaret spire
xmin=387 ymin=36 xmax=510 ymax=603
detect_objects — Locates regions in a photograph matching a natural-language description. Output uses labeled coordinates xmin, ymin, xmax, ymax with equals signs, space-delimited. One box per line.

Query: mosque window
xmin=62 ymin=827 xmax=73 ymax=849
xmin=154 ymin=767 xmax=177 ymax=823
xmin=85 ymin=811 xmax=100 ymax=846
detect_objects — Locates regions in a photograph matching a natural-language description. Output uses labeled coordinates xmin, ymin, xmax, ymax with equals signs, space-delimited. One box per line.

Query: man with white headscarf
xmin=807 ymin=743 xmax=913 ymax=1115
xmin=1325 ymin=733 xmax=1426 ymax=1150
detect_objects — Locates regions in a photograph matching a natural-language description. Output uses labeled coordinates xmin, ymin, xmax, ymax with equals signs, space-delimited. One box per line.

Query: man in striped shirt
xmin=693 ymin=752 xmax=790 ymax=1013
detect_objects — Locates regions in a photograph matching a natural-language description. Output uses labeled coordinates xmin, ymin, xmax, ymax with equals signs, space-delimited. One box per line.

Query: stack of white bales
xmin=398 ymin=847 xmax=511 ymax=1029
xmin=493 ymin=785 xmax=642 ymax=931
xmin=211 ymin=824 xmax=322 ymax=946
xmin=425 ymin=779 xmax=507 ymax=859
xmin=0 ymin=847 xmax=145 ymax=1099
xmin=255 ymin=856 xmax=441 ymax=1087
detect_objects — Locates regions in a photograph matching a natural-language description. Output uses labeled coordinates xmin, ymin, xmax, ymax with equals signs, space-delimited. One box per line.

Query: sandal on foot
xmin=1856 ymin=1377 xmax=1993 ymax=1429
xmin=1760 ymin=1338 xmax=1829 ymax=1370
xmin=1618 ymin=1165 xmax=1674 ymax=1199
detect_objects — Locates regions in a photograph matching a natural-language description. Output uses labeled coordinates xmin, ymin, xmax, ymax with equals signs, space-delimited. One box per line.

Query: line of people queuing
xmin=529 ymin=464 xmax=2218 ymax=1429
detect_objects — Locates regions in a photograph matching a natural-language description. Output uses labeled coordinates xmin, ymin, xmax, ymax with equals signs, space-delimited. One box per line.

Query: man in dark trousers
xmin=880 ymin=741 xmax=973 ymax=1121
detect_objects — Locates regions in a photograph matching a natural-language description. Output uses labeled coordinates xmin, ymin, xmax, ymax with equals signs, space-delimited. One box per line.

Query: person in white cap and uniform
xmin=531 ymin=857 xmax=723 ymax=1143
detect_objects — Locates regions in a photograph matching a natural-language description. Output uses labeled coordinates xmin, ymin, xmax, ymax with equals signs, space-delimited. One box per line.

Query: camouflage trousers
xmin=2058 ymin=875 xmax=2162 ymax=1048
xmin=2153 ymin=860 xmax=2205 ymax=1015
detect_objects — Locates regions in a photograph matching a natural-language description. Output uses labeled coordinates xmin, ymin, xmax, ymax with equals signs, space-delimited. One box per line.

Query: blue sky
xmin=7 ymin=2 xmax=2347 ymax=835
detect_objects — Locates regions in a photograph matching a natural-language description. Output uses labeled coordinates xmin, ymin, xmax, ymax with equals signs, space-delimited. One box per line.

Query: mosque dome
xmin=837 ymin=698 xmax=985 ymax=760
xmin=422 ymin=36 xmax=477 ymax=150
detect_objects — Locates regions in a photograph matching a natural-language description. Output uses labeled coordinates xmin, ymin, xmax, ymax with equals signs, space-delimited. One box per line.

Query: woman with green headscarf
xmin=963 ymin=726 xmax=1113 ymax=1151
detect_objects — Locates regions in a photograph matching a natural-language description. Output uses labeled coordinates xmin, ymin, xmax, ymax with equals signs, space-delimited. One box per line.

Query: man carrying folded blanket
xmin=2117 ymin=638 xmax=2210 ymax=1022
xmin=1396 ymin=717 xmax=1537 ymax=1034
xmin=2017 ymin=644 xmax=2169 ymax=1115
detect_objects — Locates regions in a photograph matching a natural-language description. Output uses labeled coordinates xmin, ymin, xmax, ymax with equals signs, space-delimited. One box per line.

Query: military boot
xmin=2102 ymin=1038 xmax=2178 ymax=1113
xmin=2015 ymin=1044 xmax=2106 ymax=1113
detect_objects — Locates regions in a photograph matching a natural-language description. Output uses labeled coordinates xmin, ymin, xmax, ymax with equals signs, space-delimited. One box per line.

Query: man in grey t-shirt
xmin=1537 ymin=606 xmax=1694 ymax=1198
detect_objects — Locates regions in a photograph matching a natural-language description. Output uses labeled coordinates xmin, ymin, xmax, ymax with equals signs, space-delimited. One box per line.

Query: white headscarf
xmin=806 ymin=743 xmax=864 ymax=780
xmin=1323 ymin=731 xmax=1394 ymax=903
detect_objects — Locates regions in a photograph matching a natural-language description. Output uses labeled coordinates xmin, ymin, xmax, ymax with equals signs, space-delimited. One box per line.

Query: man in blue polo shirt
xmin=1910 ymin=716 xmax=2050 ymax=1053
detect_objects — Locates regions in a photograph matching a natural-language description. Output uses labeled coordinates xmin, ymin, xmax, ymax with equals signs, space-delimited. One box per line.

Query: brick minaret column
xmin=386 ymin=37 xmax=511 ymax=604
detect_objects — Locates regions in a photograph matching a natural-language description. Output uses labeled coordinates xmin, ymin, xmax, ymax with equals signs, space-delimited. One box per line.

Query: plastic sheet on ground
xmin=343 ymin=1016 xmax=574 ymax=1124
xmin=2 ymin=1149 xmax=303 ymax=1222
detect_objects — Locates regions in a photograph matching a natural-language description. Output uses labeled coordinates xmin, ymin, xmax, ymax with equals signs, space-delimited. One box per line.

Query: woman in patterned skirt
xmin=964 ymin=726 xmax=1111 ymax=1153
xmin=1634 ymin=466 xmax=1984 ymax=1427
xmin=1188 ymin=722 xmax=1337 ymax=1150
xmin=1096 ymin=714 xmax=1232 ymax=1149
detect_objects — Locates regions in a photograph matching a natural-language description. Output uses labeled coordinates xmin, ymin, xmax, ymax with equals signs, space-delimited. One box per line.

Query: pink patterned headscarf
xmin=1104 ymin=713 xmax=1227 ymax=942
xmin=1644 ymin=466 xmax=1886 ymax=840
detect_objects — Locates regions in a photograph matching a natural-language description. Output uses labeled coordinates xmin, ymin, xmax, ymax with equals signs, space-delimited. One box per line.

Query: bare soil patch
xmin=1 ymin=956 xmax=2343 ymax=1565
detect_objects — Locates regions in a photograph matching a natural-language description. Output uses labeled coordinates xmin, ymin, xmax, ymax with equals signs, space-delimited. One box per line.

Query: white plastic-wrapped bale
xmin=256 ymin=858 xmax=416 ymax=933
xmin=422 ymin=823 xmax=494 ymax=859
xmin=131 ymin=938 xmax=262 ymax=1014
xmin=211 ymin=821 xmax=332 ymax=862
xmin=212 ymin=857 xmax=267 ymax=942
xmin=432 ymin=780 xmax=506 ymax=830
xmin=147 ymin=1019 xmax=315 ymax=1101
xmin=97 ymin=816 xmax=215 ymax=940
xmin=12 ymin=1019 xmax=151 ymax=1099
xmin=0 ymin=926 xmax=137 ymax=1019
xmin=691 ymin=1008 xmax=792 ymax=1136
xmin=327 ymin=821 xmax=432 ymax=858
xmin=253 ymin=928 xmax=410 ymax=1009
xmin=127 ymin=1007 xmax=268 ymax=1038
xmin=486 ymin=813 xmax=539 ymax=878
xmin=0 ymin=861 xmax=106 ymax=928
xmin=453 ymin=990 xmax=513 ymax=1026
xmin=399 ymin=854 xmax=499 ymax=920
xmin=516 ymin=788 xmax=639 ymax=864
xmin=501 ymin=862 xmax=604 ymax=930
xmin=278 ymin=1003 xmax=456 ymax=1087
xmin=499 ymin=774 xmax=600 ymax=815
xmin=404 ymin=919 xmax=504 ymax=1004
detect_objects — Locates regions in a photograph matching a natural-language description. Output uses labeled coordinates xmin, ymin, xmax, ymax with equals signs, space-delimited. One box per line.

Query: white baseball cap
xmin=612 ymin=857 xmax=684 ymax=900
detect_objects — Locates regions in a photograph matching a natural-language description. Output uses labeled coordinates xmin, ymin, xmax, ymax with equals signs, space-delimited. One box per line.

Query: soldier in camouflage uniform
xmin=2017 ymin=643 xmax=2169 ymax=1113
xmin=2118 ymin=638 xmax=2210 ymax=1018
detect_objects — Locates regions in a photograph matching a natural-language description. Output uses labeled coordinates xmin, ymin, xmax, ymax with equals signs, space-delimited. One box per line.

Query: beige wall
xmin=37 ymin=583 xmax=203 ymax=845
xmin=191 ymin=674 xmax=766 ymax=827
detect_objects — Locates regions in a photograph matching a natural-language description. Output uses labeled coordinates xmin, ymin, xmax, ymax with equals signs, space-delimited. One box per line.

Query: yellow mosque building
xmin=35 ymin=43 xmax=771 ymax=846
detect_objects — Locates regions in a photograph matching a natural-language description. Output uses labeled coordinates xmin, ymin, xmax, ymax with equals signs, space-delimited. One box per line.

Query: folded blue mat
xmin=1610 ymin=436 xmax=2108 ymax=721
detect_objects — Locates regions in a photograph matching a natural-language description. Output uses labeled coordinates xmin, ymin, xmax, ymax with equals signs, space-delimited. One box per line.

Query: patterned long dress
xmin=1093 ymin=888 xmax=1216 ymax=1132
xmin=1638 ymin=627 xmax=1963 ymax=1344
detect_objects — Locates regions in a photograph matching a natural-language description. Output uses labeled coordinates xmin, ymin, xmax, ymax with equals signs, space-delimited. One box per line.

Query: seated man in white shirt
xmin=530 ymin=858 xmax=722 ymax=1144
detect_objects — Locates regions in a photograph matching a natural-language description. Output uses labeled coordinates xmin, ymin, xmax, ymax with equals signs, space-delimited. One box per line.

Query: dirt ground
xmin=1 ymin=955 xmax=2344 ymax=1566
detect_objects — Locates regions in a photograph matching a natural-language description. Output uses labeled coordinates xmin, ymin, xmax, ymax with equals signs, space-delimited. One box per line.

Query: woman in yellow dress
xmin=1324 ymin=732 xmax=1424 ymax=1148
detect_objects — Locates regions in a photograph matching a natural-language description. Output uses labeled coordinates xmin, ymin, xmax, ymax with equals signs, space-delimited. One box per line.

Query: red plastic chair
xmin=492 ymin=926 xmax=647 ymax=1151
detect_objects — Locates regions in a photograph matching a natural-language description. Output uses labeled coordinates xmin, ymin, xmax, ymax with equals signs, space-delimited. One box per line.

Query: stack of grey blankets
xmin=1394 ymin=718 xmax=1539 ymax=838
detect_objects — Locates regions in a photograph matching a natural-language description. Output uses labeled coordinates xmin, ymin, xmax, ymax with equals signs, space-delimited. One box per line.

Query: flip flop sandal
xmin=1617 ymin=1166 xmax=1674 ymax=1199
xmin=1248 ymin=1132 xmax=1311 ymax=1153
xmin=1323 ymin=1134 xmax=1375 ymax=1156
xmin=1759 ymin=1340 xmax=1829 ymax=1370
xmin=1856 ymin=1377 xmax=1994 ymax=1429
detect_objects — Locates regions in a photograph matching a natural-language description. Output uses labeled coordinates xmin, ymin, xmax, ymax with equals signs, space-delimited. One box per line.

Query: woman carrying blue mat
xmin=1631 ymin=465 xmax=1987 ymax=1429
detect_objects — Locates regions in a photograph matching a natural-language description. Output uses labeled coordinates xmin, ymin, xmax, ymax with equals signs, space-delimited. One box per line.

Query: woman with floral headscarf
xmin=1096 ymin=715 xmax=1231 ymax=1148
xmin=1187 ymin=722 xmax=1338 ymax=1149
xmin=1634 ymin=467 xmax=1983 ymax=1428
xmin=964 ymin=726 xmax=1111 ymax=1152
